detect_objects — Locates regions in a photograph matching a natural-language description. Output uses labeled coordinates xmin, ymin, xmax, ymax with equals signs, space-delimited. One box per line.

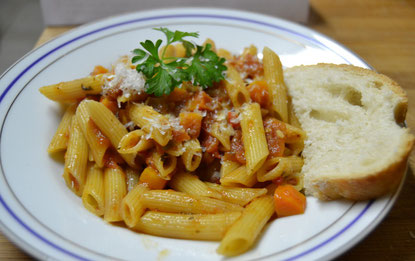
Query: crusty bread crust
xmin=309 ymin=132 xmax=414 ymax=200
xmin=285 ymin=64 xmax=414 ymax=200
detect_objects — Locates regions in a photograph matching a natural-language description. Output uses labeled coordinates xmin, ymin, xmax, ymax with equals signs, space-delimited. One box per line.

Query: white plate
xmin=0 ymin=8 xmax=403 ymax=261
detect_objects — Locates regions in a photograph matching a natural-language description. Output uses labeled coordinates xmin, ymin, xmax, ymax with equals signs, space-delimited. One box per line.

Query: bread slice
xmin=284 ymin=64 xmax=414 ymax=200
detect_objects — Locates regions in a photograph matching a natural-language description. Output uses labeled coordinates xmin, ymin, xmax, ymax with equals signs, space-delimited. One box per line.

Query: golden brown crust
xmin=312 ymin=133 xmax=414 ymax=201
xmin=286 ymin=63 xmax=414 ymax=200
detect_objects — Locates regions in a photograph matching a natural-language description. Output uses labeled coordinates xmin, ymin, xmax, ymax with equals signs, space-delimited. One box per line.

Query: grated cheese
xmin=102 ymin=61 xmax=146 ymax=98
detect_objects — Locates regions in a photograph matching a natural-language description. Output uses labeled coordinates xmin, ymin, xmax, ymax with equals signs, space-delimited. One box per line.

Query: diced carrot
xmin=179 ymin=112 xmax=203 ymax=138
xmin=273 ymin=185 xmax=306 ymax=217
xmin=247 ymin=80 xmax=270 ymax=107
xmin=138 ymin=166 xmax=167 ymax=190
xmin=99 ymin=96 xmax=118 ymax=114
xmin=91 ymin=65 xmax=108 ymax=75
xmin=172 ymin=128 xmax=190 ymax=143
xmin=167 ymin=87 xmax=190 ymax=102
xmin=187 ymin=91 xmax=213 ymax=111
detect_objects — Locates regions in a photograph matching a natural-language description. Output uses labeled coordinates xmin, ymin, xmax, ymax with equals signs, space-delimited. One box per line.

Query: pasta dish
xmin=39 ymin=28 xmax=306 ymax=257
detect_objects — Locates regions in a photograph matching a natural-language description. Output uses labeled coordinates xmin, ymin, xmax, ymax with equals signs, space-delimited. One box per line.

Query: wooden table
xmin=1 ymin=0 xmax=415 ymax=260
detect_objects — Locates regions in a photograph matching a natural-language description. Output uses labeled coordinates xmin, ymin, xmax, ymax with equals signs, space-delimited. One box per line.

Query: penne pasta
xmin=257 ymin=156 xmax=304 ymax=182
xmin=41 ymin=41 xmax=308 ymax=257
xmin=217 ymin=196 xmax=274 ymax=256
xmin=181 ymin=139 xmax=202 ymax=172
xmin=48 ymin=104 xmax=76 ymax=153
xmin=82 ymin=164 xmax=105 ymax=216
xmin=285 ymin=123 xmax=307 ymax=144
xmin=125 ymin=167 xmax=141 ymax=192
xmin=220 ymin=165 xmax=257 ymax=188
xmin=134 ymin=211 xmax=241 ymax=241
xmin=141 ymin=190 xmax=243 ymax=214
xmin=225 ymin=66 xmax=251 ymax=108
xmin=118 ymin=129 xmax=153 ymax=154
xmin=128 ymin=103 xmax=172 ymax=146
xmin=169 ymin=172 xmax=222 ymax=199
xmin=263 ymin=47 xmax=288 ymax=122
xmin=121 ymin=184 xmax=148 ymax=227
xmin=240 ymin=103 xmax=269 ymax=174
xmin=39 ymin=74 xmax=105 ymax=102
xmin=205 ymin=182 xmax=267 ymax=206
xmin=76 ymin=100 xmax=110 ymax=167
xmin=85 ymin=100 xmax=136 ymax=168
xmin=63 ymin=116 xmax=89 ymax=196
xmin=104 ymin=165 xmax=127 ymax=222
xmin=220 ymin=160 xmax=240 ymax=179
xmin=150 ymin=150 xmax=177 ymax=179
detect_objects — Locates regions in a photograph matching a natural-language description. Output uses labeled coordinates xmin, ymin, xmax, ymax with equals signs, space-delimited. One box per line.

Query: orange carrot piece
xmin=179 ymin=112 xmax=203 ymax=138
xmin=100 ymin=96 xmax=118 ymax=114
xmin=91 ymin=65 xmax=108 ymax=75
xmin=167 ymin=87 xmax=190 ymax=102
xmin=273 ymin=185 xmax=306 ymax=217
xmin=138 ymin=166 xmax=167 ymax=190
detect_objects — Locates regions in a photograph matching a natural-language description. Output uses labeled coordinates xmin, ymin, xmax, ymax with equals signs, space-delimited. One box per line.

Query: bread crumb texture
xmin=284 ymin=64 xmax=414 ymax=200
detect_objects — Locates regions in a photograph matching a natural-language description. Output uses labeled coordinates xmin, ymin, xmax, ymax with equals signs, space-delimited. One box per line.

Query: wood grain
xmin=1 ymin=0 xmax=415 ymax=260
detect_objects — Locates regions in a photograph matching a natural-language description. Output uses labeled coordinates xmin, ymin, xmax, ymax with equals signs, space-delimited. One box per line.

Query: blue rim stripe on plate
xmin=0 ymin=12 xmax=371 ymax=260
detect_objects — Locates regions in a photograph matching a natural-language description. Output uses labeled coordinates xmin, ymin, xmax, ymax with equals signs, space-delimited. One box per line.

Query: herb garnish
xmin=131 ymin=27 xmax=227 ymax=96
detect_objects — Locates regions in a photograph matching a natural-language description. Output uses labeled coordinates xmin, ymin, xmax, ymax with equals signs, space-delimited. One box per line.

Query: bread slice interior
xmin=284 ymin=64 xmax=414 ymax=200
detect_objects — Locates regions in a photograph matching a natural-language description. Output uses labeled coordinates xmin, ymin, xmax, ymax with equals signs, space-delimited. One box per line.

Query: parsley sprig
xmin=131 ymin=28 xmax=227 ymax=96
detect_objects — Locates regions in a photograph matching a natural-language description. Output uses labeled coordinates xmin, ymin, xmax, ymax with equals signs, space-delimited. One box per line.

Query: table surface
xmin=1 ymin=0 xmax=415 ymax=260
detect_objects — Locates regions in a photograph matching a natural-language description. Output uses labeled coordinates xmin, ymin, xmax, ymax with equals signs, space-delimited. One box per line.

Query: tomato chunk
xmin=264 ymin=118 xmax=286 ymax=157
xmin=247 ymin=80 xmax=270 ymax=108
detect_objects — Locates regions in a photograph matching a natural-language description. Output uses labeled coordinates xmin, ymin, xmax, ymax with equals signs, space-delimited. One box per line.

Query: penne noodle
xmin=256 ymin=156 xmax=304 ymax=182
xmin=39 ymin=74 xmax=105 ymax=102
xmin=121 ymin=184 xmax=149 ymax=227
xmin=150 ymin=150 xmax=177 ymax=179
xmin=82 ymin=164 xmax=105 ymax=216
xmin=263 ymin=47 xmax=288 ymax=122
xmin=164 ymin=141 xmax=185 ymax=157
xmin=169 ymin=172 xmax=222 ymax=199
xmin=217 ymin=196 xmax=274 ymax=256
xmin=141 ymin=190 xmax=243 ymax=214
xmin=209 ymin=122 xmax=233 ymax=151
xmin=85 ymin=100 xmax=136 ymax=168
xmin=63 ymin=116 xmax=89 ymax=196
xmin=205 ymin=182 xmax=267 ymax=206
xmin=48 ymin=104 xmax=76 ymax=153
xmin=76 ymin=100 xmax=110 ymax=167
xmin=220 ymin=165 xmax=257 ymax=188
xmin=225 ymin=66 xmax=251 ymax=108
xmin=104 ymin=165 xmax=127 ymax=222
xmin=118 ymin=129 xmax=153 ymax=154
xmin=220 ymin=160 xmax=240 ymax=179
xmin=285 ymin=123 xmax=307 ymax=144
xmin=181 ymin=139 xmax=202 ymax=172
xmin=125 ymin=167 xmax=140 ymax=192
xmin=134 ymin=211 xmax=241 ymax=241
xmin=240 ymin=103 xmax=269 ymax=174
xmin=128 ymin=103 xmax=172 ymax=146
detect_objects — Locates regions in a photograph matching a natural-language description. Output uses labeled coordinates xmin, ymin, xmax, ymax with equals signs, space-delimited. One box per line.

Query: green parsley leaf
xmin=186 ymin=44 xmax=227 ymax=88
xmin=131 ymin=28 xmax=227 ymax=96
